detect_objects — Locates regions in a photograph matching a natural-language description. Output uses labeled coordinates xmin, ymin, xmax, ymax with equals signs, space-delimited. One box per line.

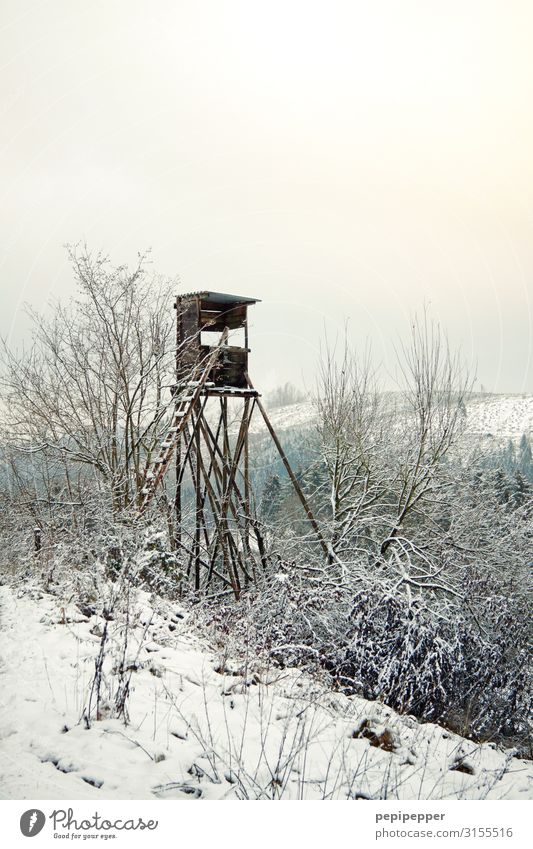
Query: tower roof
xmin=179 ymin=290 xmax=260 ymax=305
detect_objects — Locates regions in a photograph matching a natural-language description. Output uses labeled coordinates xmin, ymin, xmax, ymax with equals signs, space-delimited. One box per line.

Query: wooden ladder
xmin=138 ymin=328 xmax=228 ymax=513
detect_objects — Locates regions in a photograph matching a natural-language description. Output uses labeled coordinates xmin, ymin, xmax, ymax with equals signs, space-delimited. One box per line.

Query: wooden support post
xmin=243 ymin=397 xmax=253 ymax=580
xmin=246 ymin=375 xmax=329 ymax=559
xmin=174 ymin=431 xmax=181 ymax=551
xmin=219 ymin=396 xmax=240 ymax=596
xmin=194 ymin=402 xmax=202 ymax=591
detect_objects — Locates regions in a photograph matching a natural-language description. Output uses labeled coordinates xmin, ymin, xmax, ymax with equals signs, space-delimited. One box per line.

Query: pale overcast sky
xmin=1 ymin=0 xmax=532 ymax=392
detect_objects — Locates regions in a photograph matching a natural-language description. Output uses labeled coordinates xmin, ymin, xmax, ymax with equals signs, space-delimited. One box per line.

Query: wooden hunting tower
xmin=175 ymin=291 xmax=257 ymax=391
xmin=139 ymin=290 xmax=327 ymax=598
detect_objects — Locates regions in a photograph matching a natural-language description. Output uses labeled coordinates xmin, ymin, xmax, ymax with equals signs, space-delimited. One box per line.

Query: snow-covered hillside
xmin=247 ymin=400 xmax=316 ymax=437
xmin=1 ymin=586 xmax=531 ymax=801
xmin=464 ymin=395 xmax=533 ymax=441
xmin=247 ymin=394 xmax=533 ymax=443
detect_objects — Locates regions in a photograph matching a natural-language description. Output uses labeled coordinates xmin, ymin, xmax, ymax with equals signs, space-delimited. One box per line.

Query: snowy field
xmin=1 ymin=585 xmax=531 ymax=801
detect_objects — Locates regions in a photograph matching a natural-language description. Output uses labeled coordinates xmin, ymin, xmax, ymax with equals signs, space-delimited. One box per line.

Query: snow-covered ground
xmin=1 ymin=585 xmax=531 ymax=801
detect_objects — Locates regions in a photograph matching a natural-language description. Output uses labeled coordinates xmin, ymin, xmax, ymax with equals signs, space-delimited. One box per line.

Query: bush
xmin=195 ymin=565 xmax=532 ymax=756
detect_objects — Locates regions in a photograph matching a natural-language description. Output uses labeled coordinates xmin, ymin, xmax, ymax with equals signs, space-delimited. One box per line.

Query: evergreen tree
xmin=518 ymin=433 xmax=533 ymax=480
xmin=261 ymin=474 xmax=283 ymax=520
xmin=494 ymin=469 xmax=512 ymax=506
xmin=510 ymin=469 xmax=532 ymax=509
xmin=503 ymin=439 xmax=516 ymax=472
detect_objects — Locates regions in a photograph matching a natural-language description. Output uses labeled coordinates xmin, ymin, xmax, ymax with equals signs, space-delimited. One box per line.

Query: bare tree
xmin=315 ymin=313 xmax=472 ymax=591
xmin=382 ymin=312 xmax=471 ymax=557
xmin=315 ymin=336 xmax=389 ymax=562
xmin=0 ymin=245 xmax=180 ymax=518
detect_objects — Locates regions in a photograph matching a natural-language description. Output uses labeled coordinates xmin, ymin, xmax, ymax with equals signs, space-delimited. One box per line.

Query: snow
xmin=1 ymin=585 xmax=531 ymax=801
